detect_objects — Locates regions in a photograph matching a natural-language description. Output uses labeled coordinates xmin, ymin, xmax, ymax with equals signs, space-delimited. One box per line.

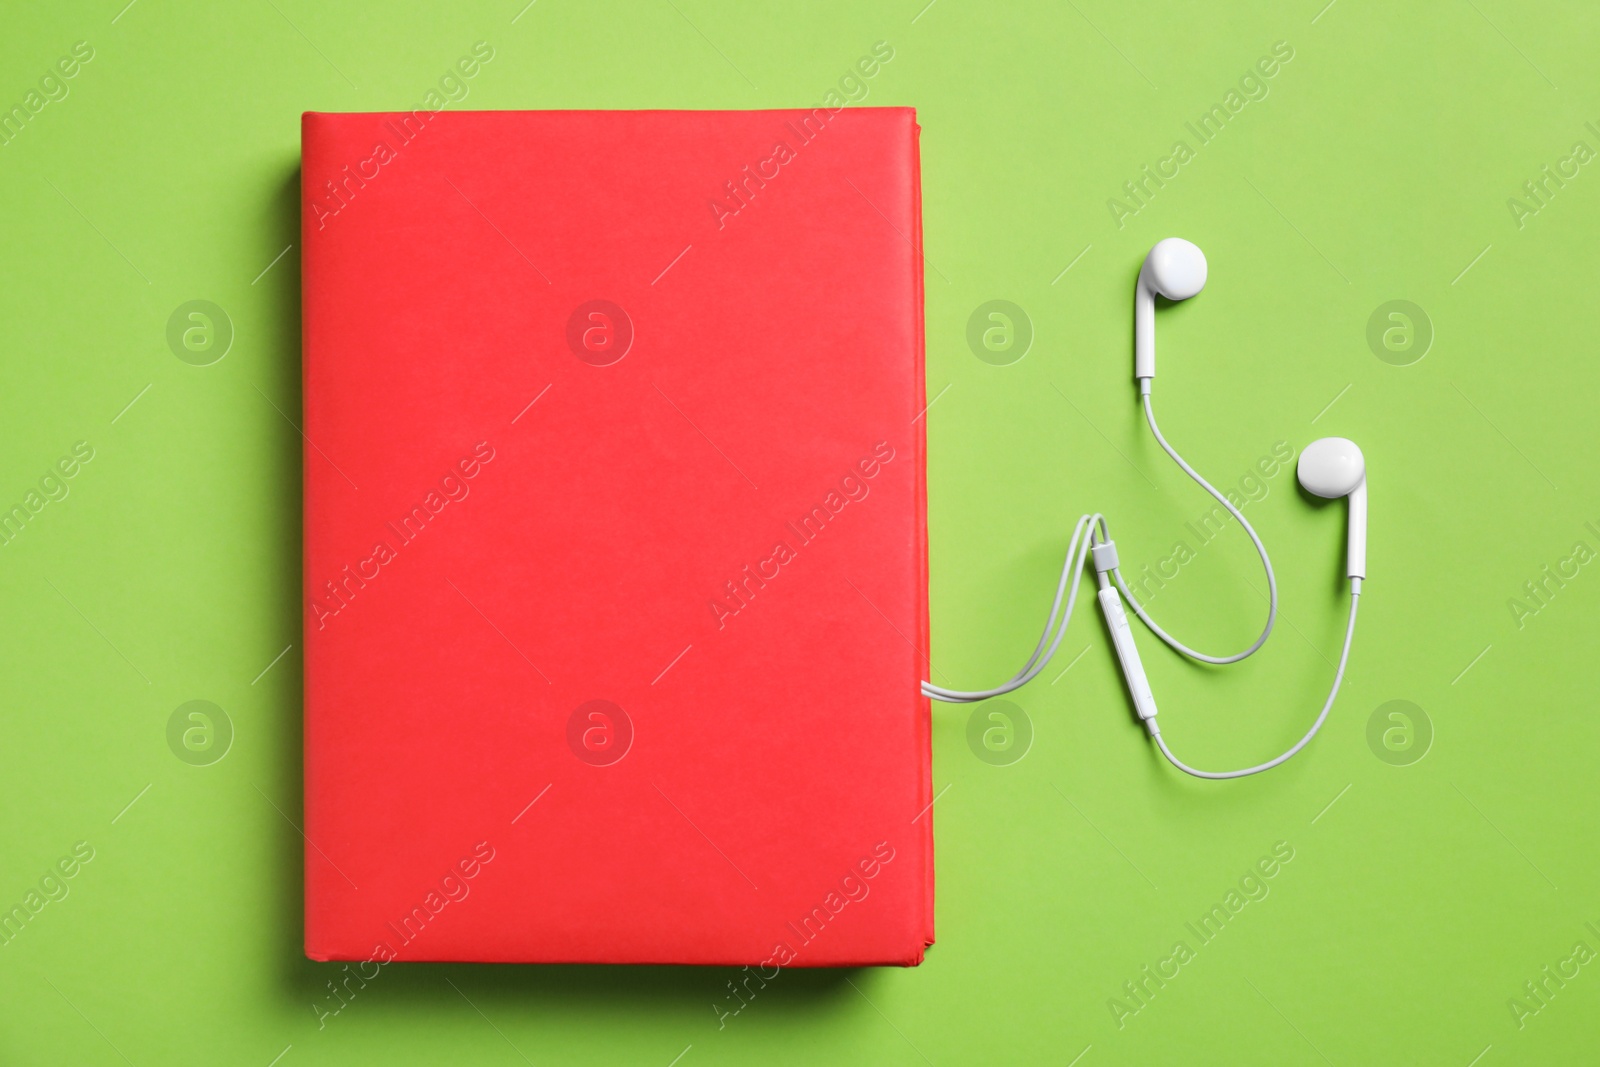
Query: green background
xmin=3 ymin=0 xmax=1598 ymax=1063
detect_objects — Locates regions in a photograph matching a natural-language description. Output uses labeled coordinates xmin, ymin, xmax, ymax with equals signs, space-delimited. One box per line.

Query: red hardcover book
xmin=301 ymin=108 xmax=931 ymax=966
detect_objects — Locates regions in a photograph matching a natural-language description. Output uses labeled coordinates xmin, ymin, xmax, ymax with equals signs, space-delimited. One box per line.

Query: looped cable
xmin=921 ymin=380 xmax=1363 ymax=780
xmin=1150 ymin=589 xmax=1359 ymax=779
xmin=1110 ymin=386 xmax=1277 ymax=664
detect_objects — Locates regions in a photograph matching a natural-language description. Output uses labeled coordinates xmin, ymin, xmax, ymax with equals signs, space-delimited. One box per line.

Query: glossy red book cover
xmin=301 ymin=108 xmax=931 ymax=965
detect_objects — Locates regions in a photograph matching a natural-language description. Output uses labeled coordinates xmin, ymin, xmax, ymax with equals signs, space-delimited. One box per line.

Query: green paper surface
xmin=2 ymin=1 xmax=1597 ymax=1063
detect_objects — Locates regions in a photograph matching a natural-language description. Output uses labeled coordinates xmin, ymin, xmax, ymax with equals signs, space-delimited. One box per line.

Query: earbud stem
xmin=1347 ymin=481 xmax=1367 ymax=580
xmin=1134 ymin=277 xmax=1155 ymax=380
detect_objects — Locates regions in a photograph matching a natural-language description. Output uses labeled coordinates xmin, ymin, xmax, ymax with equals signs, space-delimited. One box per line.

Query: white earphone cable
xmin=920 ymin=515 xmax=1098 ymax=703
xmin=1110 ymin=383 xmax=1277 ymax=664
xmin=921 ymin=379 xmax=1362 ymax=779
xmin=922 ymin=381 xmax=1279 ymax=700
xmin=1149 ymin=586 xmax=1360 ymax=779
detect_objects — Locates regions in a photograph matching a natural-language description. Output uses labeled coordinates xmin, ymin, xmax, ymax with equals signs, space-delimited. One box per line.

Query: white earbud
xmin=1297 ymin=437 xmax=1367 ymax=579
xmin=1135 ymin=237 xmax=1207 ymax=380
